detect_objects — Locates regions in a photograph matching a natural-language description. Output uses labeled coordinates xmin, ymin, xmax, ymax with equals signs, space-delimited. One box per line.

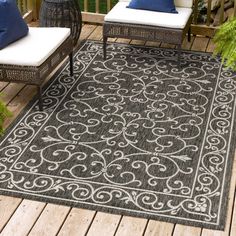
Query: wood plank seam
xmin=55 ymin=207 xmax=73 ymax=236
xmin=55 ymin=207 xmax=72 ymax=235
xmin=6 ymin=84 xmax=27 ymax=106
xmin=84 ymin=211 xmax=98 ymax=235
xmin=25 ymin=203 xmax=48 ymax=235
xmin=141 ymin=219 xmax=150 ymax=236
xmin=0 ymin=198 xmax=23 ymax=233
xmin=112 ymin=215 xmax=123 ymax=236
xmin=0 ymin=82 xmax=9 ymax=93
xmin=41 ymin=205 xmax=72 ymax=236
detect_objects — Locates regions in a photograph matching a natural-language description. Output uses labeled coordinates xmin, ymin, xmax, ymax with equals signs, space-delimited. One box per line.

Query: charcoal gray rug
xmin=1 ymin=41 xmax=236 ymax=230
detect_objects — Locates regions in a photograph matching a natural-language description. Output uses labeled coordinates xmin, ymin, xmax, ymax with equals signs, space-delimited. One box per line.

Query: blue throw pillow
xmin=0 ymin=0 xmax=29 ymax=49
xmin=127 ymin=0 xmax=178 ymax=13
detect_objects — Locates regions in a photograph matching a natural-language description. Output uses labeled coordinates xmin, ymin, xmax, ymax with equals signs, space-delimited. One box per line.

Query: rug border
xmin=0 ymin=40 xmax=235 ymax=231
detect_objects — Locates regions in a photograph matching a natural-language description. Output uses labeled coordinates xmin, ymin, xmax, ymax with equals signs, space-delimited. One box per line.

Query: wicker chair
xmin=103 ymin=0 xmax=193 ymax=62
xmin=0 ymin=27 xmax=73 ymax=110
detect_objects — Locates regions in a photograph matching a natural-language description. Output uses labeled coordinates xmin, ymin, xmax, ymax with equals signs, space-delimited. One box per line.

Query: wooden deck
xmin=0 ymin=23 xmax=236 ymax=236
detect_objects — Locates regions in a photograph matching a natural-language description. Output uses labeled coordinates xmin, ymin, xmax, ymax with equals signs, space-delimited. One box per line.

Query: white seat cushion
xmin=105 ymin=2 xmax=192 ymax=29
xmin=0 ymin=27 xmax=70 ymax=67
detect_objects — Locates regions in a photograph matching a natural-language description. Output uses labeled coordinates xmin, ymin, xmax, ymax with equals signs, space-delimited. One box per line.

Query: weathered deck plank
xmin=173 ymin=225 xmax=201 ymax=236
xmin=0 ymin=196 xmax=22 ymax=232
xmin=86 ymin=212 xmax=121 ymax=236
xmin=230 ymin=190 xmax=236 ymax=236
xmin=1 ymin=83 xmax=25 ymax=105
xmin=28 ymin=204 xmax=71 ymax=236
xmin=79 ymin=24 xmax=97 ymax=42
xmin=130 ymin=40 xmax=146 ymax=46
xmin=0 ymin=200 xmax=46 ymax=236
xmin=144 ymin=221 xmax=174 ymax=236
xmin=0 ymin=82 xmax=8 ymax=91
xmin=115 ymin=216 xmax=148 ymax=236
xmin=88 ymin=25 xmax=103 ymax=41
xmin=58 ymin=209 xmax=96 ymax=236
xmin=181 ymin=36 xmax=195 ymax=50
xmin=4 ymin=85 xmax=37 ymax=128
xmin=191 ymin=36 xmax=210 ymax=52
xmin=115 ymin=38 xmax=131 ymax=44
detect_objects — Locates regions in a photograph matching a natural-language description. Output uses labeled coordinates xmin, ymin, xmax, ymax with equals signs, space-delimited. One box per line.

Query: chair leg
xmin=69 ymin=52 xmax=73 ymax=76
xmin=103 ymin=36 xmax=107 ymax=60
xmin=38 ymin=85 xmax=43 ymax=111
xmin=188 ymin=27 xmax=191 ymax=42
xmin=177 ymin=45 xmax=181 ymax=67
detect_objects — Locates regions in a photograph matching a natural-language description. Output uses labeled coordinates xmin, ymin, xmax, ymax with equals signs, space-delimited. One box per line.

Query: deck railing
xmin=191 ymin=0 xmax=236 ymax=36
xmin=17 ymin=0 xmax=38 ymax=22
xmin=17 ymin=0 xmax=29 ymax=15
xmin=79 ymin=0 xmax=117 ymax=23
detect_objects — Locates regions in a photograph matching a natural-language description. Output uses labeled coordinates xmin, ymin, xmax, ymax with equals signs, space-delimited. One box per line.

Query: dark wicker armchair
xmin=0 ymin=27 xmax=73 ymax=110
xmin=103 ymin=0 xmax=193 ymax=63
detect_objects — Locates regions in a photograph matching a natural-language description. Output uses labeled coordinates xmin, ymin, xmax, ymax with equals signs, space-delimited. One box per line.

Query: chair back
xmin=118 ymin=0 xmax=193 ymax=8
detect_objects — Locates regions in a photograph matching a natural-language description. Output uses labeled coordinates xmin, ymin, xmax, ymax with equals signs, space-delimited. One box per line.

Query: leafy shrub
xmin=0 ymin=99 xmax=12 ymax=135
xmin=213 ymin=18 xmax=236 ymax=71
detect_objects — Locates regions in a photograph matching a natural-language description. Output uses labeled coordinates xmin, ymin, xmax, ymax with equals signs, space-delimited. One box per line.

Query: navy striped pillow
xmin=0 ymin=0 xmax=29 ymax=49
xmin=127 ymin=0 xmax=178 ymax=13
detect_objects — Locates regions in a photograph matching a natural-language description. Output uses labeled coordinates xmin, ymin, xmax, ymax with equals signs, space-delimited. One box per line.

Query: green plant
xmin=78 ymin=0 xmax=118 ymax=14
xmin=0 ymin=99 xmax=12 ymax=136
xmin=213 ymin=17 xmax=236 ymax=71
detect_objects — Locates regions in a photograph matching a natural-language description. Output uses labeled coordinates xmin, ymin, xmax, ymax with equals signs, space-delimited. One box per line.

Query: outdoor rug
xmin=1 ymin=41 xmax=236 ymax=230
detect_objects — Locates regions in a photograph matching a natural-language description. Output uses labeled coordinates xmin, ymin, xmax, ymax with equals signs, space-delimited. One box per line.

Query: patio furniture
xmin=40 ymin=0 xmax=82 ymax=46
xmin=103 ymin=0 xmax=193 ymax=62
xmin=0 ymin=27 xmax=73 ymax=111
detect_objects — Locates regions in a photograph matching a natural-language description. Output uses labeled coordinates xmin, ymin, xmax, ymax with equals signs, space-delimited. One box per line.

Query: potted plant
xmin=0 ymin=98 xmax=12 ymax=136
xmin=213 ymin=17 xmax=236 ymax=71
